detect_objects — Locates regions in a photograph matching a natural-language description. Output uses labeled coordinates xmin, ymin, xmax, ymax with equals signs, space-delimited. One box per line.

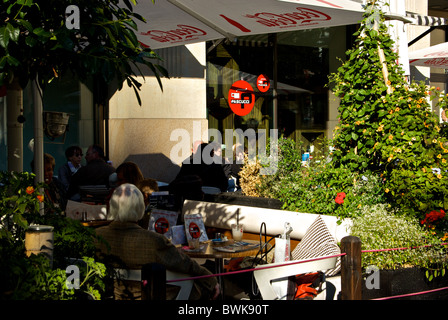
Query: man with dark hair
xmin=58 ymin=145 xmax=83 ymax=192
xmin=175 ymin=142 xmax=228 ymax=192
xmin=67 ymin=144 xmax=115 ymax=200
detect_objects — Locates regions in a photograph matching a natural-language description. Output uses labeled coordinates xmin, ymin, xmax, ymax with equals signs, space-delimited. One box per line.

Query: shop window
xmin=206 ymin=27 xmax=339 ymax=152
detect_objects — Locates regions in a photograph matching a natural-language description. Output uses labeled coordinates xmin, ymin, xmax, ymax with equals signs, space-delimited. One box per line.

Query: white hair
xmin=108 ymin=183 xmax=145 ymax=222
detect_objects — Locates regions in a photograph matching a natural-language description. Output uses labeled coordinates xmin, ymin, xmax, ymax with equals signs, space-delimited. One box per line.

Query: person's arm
xmin=152 ymin=233 xmax=218 ymax=293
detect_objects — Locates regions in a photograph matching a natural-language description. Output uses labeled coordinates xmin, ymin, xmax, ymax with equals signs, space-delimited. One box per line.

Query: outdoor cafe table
xmin=179 ymin=239 xmax=271 ymax=297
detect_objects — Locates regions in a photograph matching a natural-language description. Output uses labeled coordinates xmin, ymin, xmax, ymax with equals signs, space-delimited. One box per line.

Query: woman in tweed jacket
xmin=95 ymin=183 xmax=219 ymax=300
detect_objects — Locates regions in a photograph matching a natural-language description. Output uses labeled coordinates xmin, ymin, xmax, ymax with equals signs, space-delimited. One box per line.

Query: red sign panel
xmin=155 ymin=217 xmax=169 ymax=234
xmin=228 ymin=80 xmax=255 ymax=116
xmin=257 ymin=74 xmax=270 ymax=92
xmin=188 ymin=222 xmax=201 ymax=239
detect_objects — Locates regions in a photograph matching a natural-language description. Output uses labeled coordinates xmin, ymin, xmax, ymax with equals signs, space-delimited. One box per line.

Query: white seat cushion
xmin=291 ymin=215 xmax=341 ymax=276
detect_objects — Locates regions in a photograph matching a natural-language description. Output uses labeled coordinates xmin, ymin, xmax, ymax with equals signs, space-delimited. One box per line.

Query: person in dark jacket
xmin=175 ymin=142 xmax=228 ymax=192
xmin=67 ymin=144 xmax=115 ymax=200
xmin=58 ymin=145 xmax=83 ymax=192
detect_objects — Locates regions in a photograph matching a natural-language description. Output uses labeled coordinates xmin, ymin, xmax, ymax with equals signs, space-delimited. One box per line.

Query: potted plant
xmin=351 ymin=204 xmax=448 ymax=300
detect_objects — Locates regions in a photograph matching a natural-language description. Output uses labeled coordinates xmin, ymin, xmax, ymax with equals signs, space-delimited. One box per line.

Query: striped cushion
xmin=291 ymin=215 xmax=341 ymax=276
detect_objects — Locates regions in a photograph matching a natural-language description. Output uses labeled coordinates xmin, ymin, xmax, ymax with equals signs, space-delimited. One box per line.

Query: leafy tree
xmin=0 ymin=1 xmax=169 ymax=299
xmin=0 ymin=0 xmax=168 ymax=103
xmin=328 ymin=2 xmax=448 ymax=219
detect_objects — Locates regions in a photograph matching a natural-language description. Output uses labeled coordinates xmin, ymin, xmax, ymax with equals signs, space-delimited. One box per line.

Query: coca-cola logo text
xmin=423 ymin=58 xmax=448 ymax=67
xmin=141 ymin=25 xmax=207 ymax=43
xmin=244 ymin=7 xmax=331 ymax=28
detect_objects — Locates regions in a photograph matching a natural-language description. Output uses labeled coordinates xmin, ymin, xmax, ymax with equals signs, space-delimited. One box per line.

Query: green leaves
xmin=328 ymin=3 xmax=448 ymax=224
xmin=0 ymin=0 xmax=168 ymax=103
xmin=0 ymin=170 xmax=107 ymax=299
xmin=0 ymin=23 xmax=20 ymax=48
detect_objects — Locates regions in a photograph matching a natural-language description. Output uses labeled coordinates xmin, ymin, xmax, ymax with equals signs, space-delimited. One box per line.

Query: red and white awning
xmin=409 ymin=42 xmax=448 ymax=69
xmin=132 ymin=0 xmax=365 ymax=49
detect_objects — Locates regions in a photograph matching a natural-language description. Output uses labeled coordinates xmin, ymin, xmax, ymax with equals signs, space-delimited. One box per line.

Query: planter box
xmin=362 ymin=267 xmax=448 ymax=300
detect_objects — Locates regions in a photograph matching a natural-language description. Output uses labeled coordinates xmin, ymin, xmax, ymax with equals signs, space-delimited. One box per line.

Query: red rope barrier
xmin=362 ymin=242 xmax=448 ymax=253
xmin=166 ymin=252 xmax=346 ymax=283
xmin=168 ymin=241 xmax=448 ymax=283
xmin=166 ymin=241 xmax=448 ymax=300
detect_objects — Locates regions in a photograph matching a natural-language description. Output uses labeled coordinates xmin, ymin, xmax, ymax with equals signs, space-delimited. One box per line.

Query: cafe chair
xmin=114 ymin=263 xmax=194 ymax=300
xmin=253 ymin=214 xmax=343 ymax=300
xmin=253 ymin=255 xmax=338 ymax=300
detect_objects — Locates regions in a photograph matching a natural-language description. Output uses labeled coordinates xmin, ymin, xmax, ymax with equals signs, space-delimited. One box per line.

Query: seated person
xmin=58 ymin=145 xmax=83 ymax=192
xmin=175 ymin=142 xmax=228 ymax=192
xmin=67 ymin=144 xmax=115 ymax=200
xmin=210 ymin=141 xmax=232 ymax=179
xmin=137 ymin=178 xmax=159 ymax=208
xmin=94 ymin=183 xmax=219 ymax=300
xmin=107 ymin=161 xmax=145 ymax=208
xmin=115 ymin=161 xmax=144 ymax=187
xmin=31 ymin=153 xmax=67 ymax=212
xmin=228 ymin=143 xmax=245 ymax=192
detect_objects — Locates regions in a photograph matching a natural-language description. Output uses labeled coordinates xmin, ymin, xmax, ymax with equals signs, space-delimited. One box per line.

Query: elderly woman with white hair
xmin=95 ymin=183 xmax=219 ymax=300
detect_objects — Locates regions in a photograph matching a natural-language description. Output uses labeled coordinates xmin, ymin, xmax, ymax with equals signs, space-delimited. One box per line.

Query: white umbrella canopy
xmin=132 ymin=0 xmax=365 ymax=49
xmin=409 ymin=42 xmax=448 ymax=69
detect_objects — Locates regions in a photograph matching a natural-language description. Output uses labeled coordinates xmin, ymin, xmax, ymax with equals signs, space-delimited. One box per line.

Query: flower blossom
xmin=421 ymin=209 xmax=446 ymax=226
xmin=26 ymin=186 xmax=35 ymax=194
xmin=335 ymin=192 xmax=346 ymax=205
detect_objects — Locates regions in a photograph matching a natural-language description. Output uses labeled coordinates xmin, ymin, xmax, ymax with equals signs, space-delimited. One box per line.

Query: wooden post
xmin=340 ymin=236 xmax=362 ymax=300
xmin=141 ymin=263 xmax=166 ymax=300
xmin=373 ymin=16 xmax=393 ymax=94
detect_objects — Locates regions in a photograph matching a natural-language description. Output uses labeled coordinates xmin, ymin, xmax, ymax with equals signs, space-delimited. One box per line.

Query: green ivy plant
xmin=328 ymin=2 xmax=448 ymax=223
